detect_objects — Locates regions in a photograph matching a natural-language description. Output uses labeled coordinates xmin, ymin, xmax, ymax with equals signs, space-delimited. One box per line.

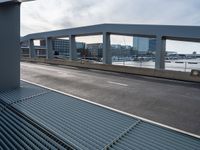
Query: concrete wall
xmin=0 ymin=3 xmax=20 ymax=90
xmin=21 ymin=58 xmax=200 ymax=83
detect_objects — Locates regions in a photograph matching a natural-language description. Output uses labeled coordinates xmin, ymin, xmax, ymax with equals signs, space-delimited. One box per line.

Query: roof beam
xmin=21 ymin=24 xmax=200 ymax=42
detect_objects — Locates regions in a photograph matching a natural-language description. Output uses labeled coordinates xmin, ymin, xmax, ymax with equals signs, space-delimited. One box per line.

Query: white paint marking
xmin=57 ymin=65 xmax=78 ymax=70
xmin=107 ymin=81 xmax=128 ymax=87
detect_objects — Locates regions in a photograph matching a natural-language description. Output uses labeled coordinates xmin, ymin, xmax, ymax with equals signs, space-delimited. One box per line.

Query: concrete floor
xmin=21 ymin=62 xmax=200 ymax=135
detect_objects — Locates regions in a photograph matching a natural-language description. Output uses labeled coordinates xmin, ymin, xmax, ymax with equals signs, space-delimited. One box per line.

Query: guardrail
xmin=21 ymin=58 xmax=200 ymax=83
xmin=112 ymin=60 xmax=200 ymax=72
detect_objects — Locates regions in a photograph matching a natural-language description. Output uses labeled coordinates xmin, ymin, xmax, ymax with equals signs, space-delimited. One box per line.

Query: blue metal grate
xmin=0 ymin=102 xmax=72 ymax=150
xmin=13 ymin=91 xmax=138 ymax=149
xmin=0 ymin=82 xmax=49 ymax=104
xmin=0 ymin=81 xmax=200 ymax=150
xmin=107 ymin=121 xmax=200 ymax=150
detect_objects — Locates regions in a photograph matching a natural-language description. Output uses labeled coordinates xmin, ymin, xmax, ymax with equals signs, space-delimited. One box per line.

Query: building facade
xmin=41 ymin=39 xmax=85 ymax=57
xmin=133 ymin=37 xmax=156 ymax=55
xmin=112 ymin=44 xmax=133 ymax=57
xmin=86 ymin=43 xmax=103 ymax=59
xmin=86 ymin=43 xmax=133 ymax=59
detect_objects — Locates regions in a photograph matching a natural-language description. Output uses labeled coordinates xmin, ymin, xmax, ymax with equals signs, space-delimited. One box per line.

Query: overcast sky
xmin=21 ymin=0 xmax=200 ymax=54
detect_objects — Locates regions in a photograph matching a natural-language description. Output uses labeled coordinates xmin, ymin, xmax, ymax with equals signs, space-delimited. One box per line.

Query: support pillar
xmin=155 ymin=36 xmax=166 ymax=70
xmin=103 ymin=32 xmax=112 ymax=64
xmin=46 ymin=37 xmax=54 ymax=59
xmin=0 ymin=2 xmax=20 ymax=90
xmin=69 ymin=35 xmax=77 ymax=60
xmin=29 ymin=39 xmax=36 ymax=58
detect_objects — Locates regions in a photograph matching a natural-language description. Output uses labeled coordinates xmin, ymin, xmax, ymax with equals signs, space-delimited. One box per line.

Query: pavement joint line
xmin=10 ymin=91 xmax=50 ymax=106
xmin=107 ymin=81 xmax=128 ymax=87
xmin=0 ymin=91 xmax=49 ymax=112
xmin=103 ymin=120 xmax=141 ymax=150
xmin=21 ymin=79 xmax=200 ymax=139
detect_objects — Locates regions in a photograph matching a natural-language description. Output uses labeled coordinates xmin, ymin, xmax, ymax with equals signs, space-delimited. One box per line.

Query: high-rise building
xmin=133 ymin=37 xmax=156 ymax=54
xmin=149 ymin=39 xmax=156 ymax=52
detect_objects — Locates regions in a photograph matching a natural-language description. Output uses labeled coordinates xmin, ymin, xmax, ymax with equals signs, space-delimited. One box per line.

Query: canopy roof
xmin=0 ymin=0 xmax=33 ymax=5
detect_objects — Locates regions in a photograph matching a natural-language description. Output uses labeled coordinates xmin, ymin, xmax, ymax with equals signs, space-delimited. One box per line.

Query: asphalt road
xmin=21 ymin=62 xmax=200 ymax=135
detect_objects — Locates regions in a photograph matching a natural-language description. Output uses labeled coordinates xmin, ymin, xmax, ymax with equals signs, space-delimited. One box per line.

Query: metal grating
xmin=13 ymin=91 xmax=139 ymax=149
xmin=0 ymin=101 xmax=73 ymax=150
xmin=0 ymin=102 xmax=5 ymax=112
xmin=107 ymin=121 xmax=200 ymax=150
xmin=0 ymin=82 xmax=49 ymax=104
xmin=0 ymin=81 xmax=200 ymax=150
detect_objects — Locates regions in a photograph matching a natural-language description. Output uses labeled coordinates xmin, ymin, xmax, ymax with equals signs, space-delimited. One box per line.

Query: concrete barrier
xmin=21 ymin=58 xmax=200 ymax=83
xmin=191 ymin=69 xmax=200 ymax=77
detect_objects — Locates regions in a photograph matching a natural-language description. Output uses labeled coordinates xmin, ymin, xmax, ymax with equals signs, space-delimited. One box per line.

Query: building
xmin=41 ymin=39 xmax=85 ymax=57
xmin=133 ymin=37 xmax=156 ymax=55
xmin=20 ymin=41 xmax=30 ymax=57
xmin=86 ymin=43 xmax=133 ymax=59
xmin=133 ymin=37 xmax=149 ymax=54
xmin=112 ymin=44 xmax=133 ymax=57
xmin=52 ymin=39 xmax=70 ymax=56
xmin=86 ymin=43 xmax=103 ymax=58
xmin=149 ymin=38 xmax=156 ymax=52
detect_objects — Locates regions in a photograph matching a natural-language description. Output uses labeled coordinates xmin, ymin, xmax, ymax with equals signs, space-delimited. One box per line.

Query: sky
xmin=21 ymin=0 xmax=200 ymax=54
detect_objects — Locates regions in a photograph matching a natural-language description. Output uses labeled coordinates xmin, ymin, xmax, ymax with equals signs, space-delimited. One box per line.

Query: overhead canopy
xmin=0 ymin=0 xmax=33 ymax=6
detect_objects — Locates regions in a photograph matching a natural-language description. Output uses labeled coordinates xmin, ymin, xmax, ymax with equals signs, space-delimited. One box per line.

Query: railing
xmin=113 ymin=59 xmax=200 ymax=72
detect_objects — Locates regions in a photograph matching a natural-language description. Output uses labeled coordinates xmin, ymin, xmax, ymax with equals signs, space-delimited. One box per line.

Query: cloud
xmin=21 ymin=0 xmax=200 ymax=35
xmin=21 ymin=0 xmax=200 ymax=53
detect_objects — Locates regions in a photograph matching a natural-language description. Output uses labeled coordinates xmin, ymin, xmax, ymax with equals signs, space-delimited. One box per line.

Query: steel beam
xmin=69 ymin=35 xmax=77 ymax=60
xmin=29 ymin=39 xmax=36 ymax=58
xmin=155 ymin=36 xmax=166 ymax=70
xmin=103 ymin=32 xmax=112 ymax=64
xmin=0 ymin=2 xmax=20 ymax=90
xmin=21 ymin=24 xmax=200 ymax=43
xmin=46 ymin=37 xmax=54 ymax=59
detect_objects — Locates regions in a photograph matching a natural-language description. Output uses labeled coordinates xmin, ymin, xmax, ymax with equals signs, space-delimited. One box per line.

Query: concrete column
xmin=29 ymin=39 xmax=36 ymax=58
xmin=46 ymin=37 xmax=54 ymax=59
xmin=155 ymin=35 xmax=166 ymax=70
xmin=69 ymin=35 xmax=77 ymax=60
xmin=0 ymin=2 xmax=20 ymax=90
xmin=103 ymin=32 xmax=112 ymax=64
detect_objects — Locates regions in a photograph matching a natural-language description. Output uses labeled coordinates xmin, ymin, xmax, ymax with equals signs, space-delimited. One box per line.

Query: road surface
xmin=21 ymin=62 xmax=200 ymax=135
